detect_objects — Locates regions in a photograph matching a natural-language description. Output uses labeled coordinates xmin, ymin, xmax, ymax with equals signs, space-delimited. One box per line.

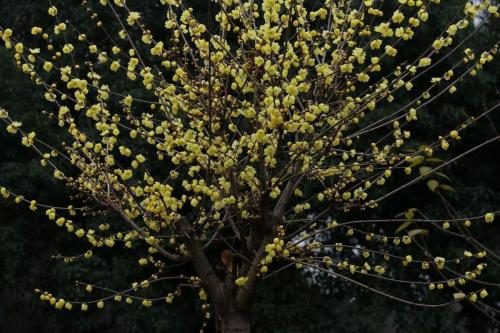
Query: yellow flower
xmin=110 ymin=61 xmax=120 ymax=72
xmin=15 ymin=43 xmax=23 ymax=53
xmin=123 ymin=95 xmax=133 ymax=107
xmin=340 ymin=63 xmax=353 ymax=73
xmin=485 ymin=213 xmax=494 ymax=223
xmin=127 ymin=12 xmax=141 ymax=26
xmin=55 ymin=23 xmax=67 ymax=32
xmin=370 ymin=39 xmax=382 ymax=50
xmin=434 ymin=257 xmax=445 ymax=269
xmin=418 ymin=57 xmax=431 ymax=67
xmin=441 ymin=140 xmax=449 ymax=150
xmin=121 ymin=169 xmax=133 ymax=181
xmin=55 ymin=298 xmax=66 ymax=309
xmin=392 ymin=10 xmax=404 ymax=23
xmin=136 ymin=154 xmax=145 ymax=163
xmin=450 ymin=130 xmax=459 ymax=139
xmin=48 ymin=6 xmax=57 ymax=16
xmin=385 ymin=45 xmax=397 ymax=57
xmin=43 ymin=61 xmax=53 ymax=72
xmin=56 ymin=217 xmax=66 ymax=227
xmin=31 ymin=27 xmax=43 ymax=35
xmin=62 ymin=44 xmax=74 ymax=54
xmin=235 ymin=276 xmax=248 ymax=286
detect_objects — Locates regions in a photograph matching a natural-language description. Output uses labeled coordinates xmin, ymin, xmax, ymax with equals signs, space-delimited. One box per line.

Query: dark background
xmin=0 ymin=0 xmax=499 ymax=332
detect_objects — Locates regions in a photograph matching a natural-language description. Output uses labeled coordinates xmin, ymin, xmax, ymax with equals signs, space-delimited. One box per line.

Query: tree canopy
xmin=0 ymin=0 xmax=499 ymax=332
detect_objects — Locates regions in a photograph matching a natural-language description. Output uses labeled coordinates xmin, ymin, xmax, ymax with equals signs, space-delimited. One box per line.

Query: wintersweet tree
xmin=0 ymin=0 xmax=499 ymax=331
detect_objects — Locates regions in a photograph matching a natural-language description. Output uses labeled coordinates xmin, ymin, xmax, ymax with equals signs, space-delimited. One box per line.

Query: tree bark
xmin=218 ymin=310 xmax=251 ymax=333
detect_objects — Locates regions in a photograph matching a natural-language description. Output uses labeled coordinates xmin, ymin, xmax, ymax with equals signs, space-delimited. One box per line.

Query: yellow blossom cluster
xmin=0 ymin=0 xmax=498 ymax=315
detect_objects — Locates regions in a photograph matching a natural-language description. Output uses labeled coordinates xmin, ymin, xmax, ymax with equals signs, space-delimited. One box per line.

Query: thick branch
xmin=109 ymin=202 xmax=182 ymax=262
xmin=174 ymin=217 xmax=223 ymax=303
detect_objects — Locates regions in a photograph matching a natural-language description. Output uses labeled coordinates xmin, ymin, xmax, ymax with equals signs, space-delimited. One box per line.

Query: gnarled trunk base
xmin=218 ymin=311 xmax=251 ymax=333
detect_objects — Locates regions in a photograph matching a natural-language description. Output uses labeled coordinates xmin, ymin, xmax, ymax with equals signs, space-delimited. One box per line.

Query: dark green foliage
xmin=0 ymin=0 xmax=499 ymax=332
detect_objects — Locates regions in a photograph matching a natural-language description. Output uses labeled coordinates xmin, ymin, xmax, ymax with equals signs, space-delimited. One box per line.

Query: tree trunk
xmin=218 ymin=310 xmax=251 ymax=333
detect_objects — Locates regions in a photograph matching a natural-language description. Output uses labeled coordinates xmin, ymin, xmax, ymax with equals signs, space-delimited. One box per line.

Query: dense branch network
xmin=0 ymin=0 xmax=499 ymax=324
